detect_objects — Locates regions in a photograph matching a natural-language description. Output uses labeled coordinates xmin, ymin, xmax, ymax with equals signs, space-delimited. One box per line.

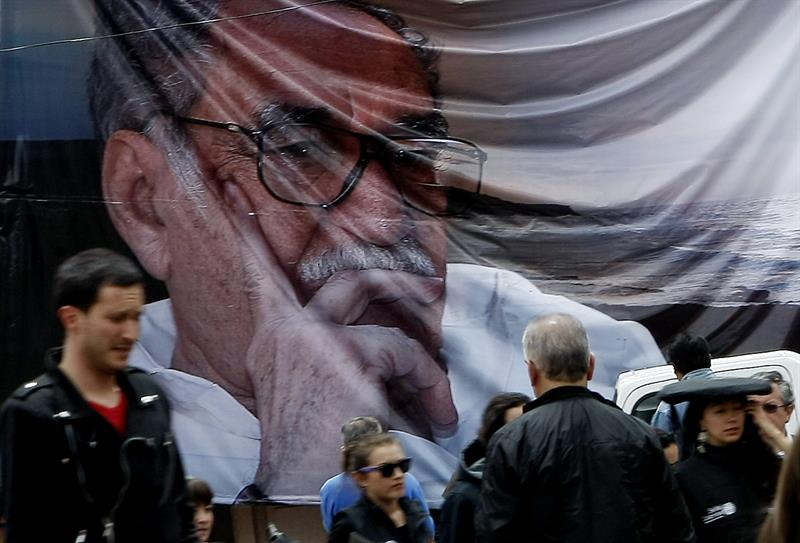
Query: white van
xmin=614 ymin=350 xmax=800 ymax=435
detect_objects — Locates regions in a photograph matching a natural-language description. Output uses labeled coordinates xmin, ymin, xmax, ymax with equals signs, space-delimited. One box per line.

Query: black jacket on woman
xmin=328 ymin=496 xmax=432 ymax=543
xmin=439 ymin=439 xmax=485 ymax=543
xmin=675 ymin=441 xmax=779 ymax=543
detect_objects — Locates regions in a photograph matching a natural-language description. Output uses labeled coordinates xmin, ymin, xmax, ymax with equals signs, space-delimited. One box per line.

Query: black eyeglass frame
xmin=357 ymin=457 xmax=413 ymax=478
xmin=174 ymin=115 xmax=486 ymax=217
xmin=761 ymin=403 xmax=789 ymax=413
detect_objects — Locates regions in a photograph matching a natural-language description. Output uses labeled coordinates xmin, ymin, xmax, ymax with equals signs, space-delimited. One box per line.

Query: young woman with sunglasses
xmin=328 ymin=433 xmax=434 ymax=543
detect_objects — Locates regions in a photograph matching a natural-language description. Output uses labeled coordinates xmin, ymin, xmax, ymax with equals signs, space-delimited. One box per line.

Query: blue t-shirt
xmin=320 ymin=472 xmax=435 ymax=533
xmin=651 ymin=367 xmax=715 ymax=450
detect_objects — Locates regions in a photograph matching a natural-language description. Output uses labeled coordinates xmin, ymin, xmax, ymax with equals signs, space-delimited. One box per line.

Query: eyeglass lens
xmin=260 ymin=123 xmax=357 ymax=204
xmin=258 ymin=125 xmax=481 ymax=215
xmin=762 ymin=403 xmax=782 ymax=413
xmin=376 ymin=457 xmax=412 ymax=477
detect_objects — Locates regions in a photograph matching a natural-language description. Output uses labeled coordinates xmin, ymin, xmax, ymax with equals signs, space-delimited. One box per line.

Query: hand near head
xmin=746 ymin=398 xmax=792 ymax=454
xmin=226 ymin=183 xmax=457 ymax=496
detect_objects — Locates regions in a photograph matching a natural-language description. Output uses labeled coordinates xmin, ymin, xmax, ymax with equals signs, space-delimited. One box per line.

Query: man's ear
xmin=57 ymin=306 xmax=81 ymax=333
xmin=586 ymin=352 xmax=596 ymax=382
xmin=102 ymin=130 xmax=171 ymax=280
xmin=526 ymin=359 xmax=538 ymax=387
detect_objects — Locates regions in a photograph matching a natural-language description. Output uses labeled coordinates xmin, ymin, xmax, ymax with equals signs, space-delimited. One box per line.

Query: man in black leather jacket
xmin=477 ymin=313 xmax=696 ymax=543
xmin=0 ymin=249 xmax=197 ymax=542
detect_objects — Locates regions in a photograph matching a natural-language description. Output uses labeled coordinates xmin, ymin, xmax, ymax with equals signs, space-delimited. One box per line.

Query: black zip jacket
xmin=0 ymin=349 xmax=197 ymax=543
xmin=674 ymin=442 xmax=779 ymax=543
xmin=477 ymin=386 xmax=696 ymax=543
xmin=328 ymin=496 xmax=432 ymax=543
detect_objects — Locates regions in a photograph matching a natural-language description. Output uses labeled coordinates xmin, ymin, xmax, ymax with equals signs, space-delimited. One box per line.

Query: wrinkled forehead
xmin=198 ymin=1 xmax=434 ymax=128
xmin=765 ymin=382 xmax=783 ymax=401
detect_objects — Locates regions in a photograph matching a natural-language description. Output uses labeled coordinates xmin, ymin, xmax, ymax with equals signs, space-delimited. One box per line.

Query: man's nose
xmin=325 ymin=159 xmax=412 ymax=246
xmin=122 ymin=318 xmax=140 ymax=341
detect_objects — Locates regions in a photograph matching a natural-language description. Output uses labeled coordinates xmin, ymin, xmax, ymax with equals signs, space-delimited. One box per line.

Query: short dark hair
xmin=186 ymin=477 xmax=214 ymax=506
xmin=346 ymin=433 xmax=400 ymax=472
xmin=478 ymin=392 xmax=530 ymax=445
xmin=667 ymin=335 xmax=711 ymax=376
xmin=52 ymin=248 xmax=144 ymax=312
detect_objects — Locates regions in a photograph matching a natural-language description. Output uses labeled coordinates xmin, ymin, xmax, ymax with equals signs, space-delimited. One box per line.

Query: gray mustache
xmin=297 ymin=237 xmax=437 ymax=286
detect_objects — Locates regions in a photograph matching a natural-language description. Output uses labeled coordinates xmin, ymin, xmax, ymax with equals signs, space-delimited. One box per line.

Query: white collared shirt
xmin=131 ymin=263 xmax=663 ymax=504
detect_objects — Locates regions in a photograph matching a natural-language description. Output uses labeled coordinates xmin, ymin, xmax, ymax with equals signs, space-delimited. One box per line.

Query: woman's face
xmin=193 ymin=503 xmax=214 ymax=542
xmin=356 ymin=443 xmax=407 ymax=503
xmin=701 ymin=399 xmax=746 ymax=447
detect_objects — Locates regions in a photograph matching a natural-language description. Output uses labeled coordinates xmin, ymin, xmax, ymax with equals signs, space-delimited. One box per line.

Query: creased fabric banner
xmin=1 ymin=0 xmax=798 ymax=504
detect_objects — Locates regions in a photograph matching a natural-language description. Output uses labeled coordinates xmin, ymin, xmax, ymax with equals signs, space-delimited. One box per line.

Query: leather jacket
xmin=0 ymin=348 xmax=197 ymax=543
xmin=328 ymin=496 xmax=432 ymax=543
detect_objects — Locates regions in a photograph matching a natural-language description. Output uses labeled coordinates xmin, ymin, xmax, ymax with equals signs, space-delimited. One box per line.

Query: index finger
xmin=307 ymin=269 xmax=444 ymax=325
xmin=223 ymin=181 xmax=302 ymax=322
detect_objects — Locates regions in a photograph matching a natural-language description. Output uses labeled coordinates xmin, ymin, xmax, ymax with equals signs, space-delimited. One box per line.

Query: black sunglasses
xmin=358 ymin=457 xmax=412 ymax=477
xmin=762 ymin=403 xmax=787 ymax=414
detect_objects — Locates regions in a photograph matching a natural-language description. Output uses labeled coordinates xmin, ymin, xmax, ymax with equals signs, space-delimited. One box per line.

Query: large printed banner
xmin=2 ymin=0 xmax=798 ymax=503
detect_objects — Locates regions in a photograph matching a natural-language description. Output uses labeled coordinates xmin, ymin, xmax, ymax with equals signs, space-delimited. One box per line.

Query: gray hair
xmin=522 ymin=313 xmax=591 ymax=382
xmin=88 ymin=0 xmax=441 ymax=144
xmin=340 ymin=416 xmax=383 ymax=447
xmin=752 ymin=370 xmax=795 ymax=406
xmin=88 ymin=0 xmax=218 ymax=142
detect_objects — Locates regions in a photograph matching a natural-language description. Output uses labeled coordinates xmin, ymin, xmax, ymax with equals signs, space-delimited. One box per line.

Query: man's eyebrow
xmin=254 ymin=104 xmax=332 ymax=129
xmin=251 ymin=105 xmax=449 ymax=137
xmin=393 ymin=112 xmax=449 ymax=138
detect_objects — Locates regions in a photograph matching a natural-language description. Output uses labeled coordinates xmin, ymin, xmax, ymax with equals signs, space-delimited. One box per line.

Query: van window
xmin=631 ymin=392 xmax=661 ymax=423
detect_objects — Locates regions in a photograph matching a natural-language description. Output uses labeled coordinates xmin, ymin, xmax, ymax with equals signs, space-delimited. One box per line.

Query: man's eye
xmin=262 ymin=125 xmax=324 ymax=160
xmin=276 ymin=141 xmax=313 ymax=159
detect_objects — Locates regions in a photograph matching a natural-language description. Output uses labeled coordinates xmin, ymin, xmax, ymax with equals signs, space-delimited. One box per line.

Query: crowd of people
xmin=0 ymin=249 xmax=794 ymax=543
xmin=1 ymin=0 xmax=795 ymax=541
xmin=317 ymin=330 xmax=795 ymax=543
xmin=0 ymin=244 xmax=800 ymax=543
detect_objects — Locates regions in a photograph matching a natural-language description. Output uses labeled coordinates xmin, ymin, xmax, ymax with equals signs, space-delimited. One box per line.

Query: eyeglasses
xmin=762 ymin=403 xmax=788 ymax=414
xmin=175 ymin=116 xmax=486 ymax=217
xmin=357 ymin=457 xmax=412 ymax=477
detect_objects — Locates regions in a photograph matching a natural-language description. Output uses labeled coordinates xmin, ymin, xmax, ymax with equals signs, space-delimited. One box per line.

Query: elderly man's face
xmin=756 ymin=382 xmax=793 ymax=435
xmin=136 ymin=3 xmax=448 ymax=401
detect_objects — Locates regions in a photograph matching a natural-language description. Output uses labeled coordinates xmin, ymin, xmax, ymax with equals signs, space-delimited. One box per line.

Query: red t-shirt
xmin=89 ymin=393 xmax=129 ymax=435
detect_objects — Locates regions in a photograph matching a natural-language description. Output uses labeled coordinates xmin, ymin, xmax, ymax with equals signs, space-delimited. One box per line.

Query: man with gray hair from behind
xmin=477 ymin=313 xmax=696 ymax=543
xmin=319 ymin=417 xmax=434 ymax=534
